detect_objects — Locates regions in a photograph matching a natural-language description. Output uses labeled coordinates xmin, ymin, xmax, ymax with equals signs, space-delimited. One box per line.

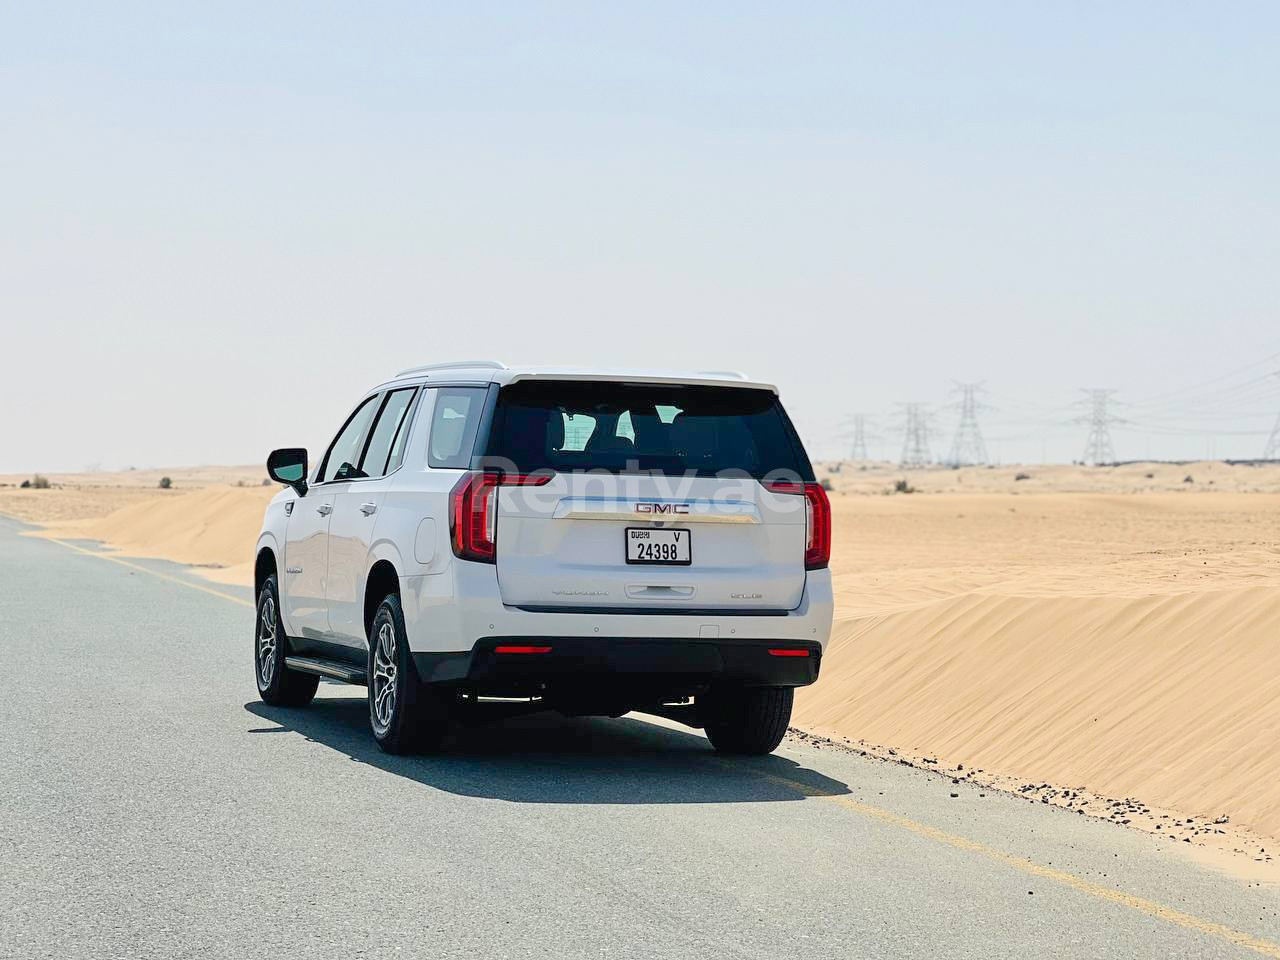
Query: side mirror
xmin=267 ymin=448 xmax=309 ymax=497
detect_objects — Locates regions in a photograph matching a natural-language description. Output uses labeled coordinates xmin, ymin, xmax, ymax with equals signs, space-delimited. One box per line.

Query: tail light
xmin=762 ymin=480 xmax=831 ymax=570
xmin=450 ymin=471 xmax=552 ymax=563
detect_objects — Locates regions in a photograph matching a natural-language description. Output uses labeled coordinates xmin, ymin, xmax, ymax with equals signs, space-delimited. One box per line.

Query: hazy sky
xmin=3 ymin=3 xmax=1278 ymax=471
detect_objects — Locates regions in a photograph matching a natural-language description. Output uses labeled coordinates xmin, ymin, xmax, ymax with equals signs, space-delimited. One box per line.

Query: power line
xmin=1124 ymin=350 xmax=1280 ymax=409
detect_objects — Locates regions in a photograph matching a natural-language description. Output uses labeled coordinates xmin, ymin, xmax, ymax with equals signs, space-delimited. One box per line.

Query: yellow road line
xmin=41 ymin=537 xmax=254 ymax=608
xmin=736 ymin=764 xmax=1280 ymax=959
xmin=33 ymin=528 xmax=1280 ymax=957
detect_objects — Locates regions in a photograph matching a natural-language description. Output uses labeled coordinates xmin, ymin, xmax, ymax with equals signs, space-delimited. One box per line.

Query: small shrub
xmin=893 ymin=478 xmax=915 ymax=494
xmin=30 ymin=475 xmax=50 ymax=489
xmin=1183 ymin=475 xmax=1194 ymax=484
xmin=819 ymin=477 xmax=834 ymax=491
xmin=20 ymin=479 xmax=30 ymax=489
xmin=261 ymin=478 xmax=271 ymax=486
xmin=159 ymin=477 xmax=172 ymax=490
xmin=1144 ymin=472 xmax=1155 ymax=479
xmin=1014 ymin=472 xmax=1031 ymax=481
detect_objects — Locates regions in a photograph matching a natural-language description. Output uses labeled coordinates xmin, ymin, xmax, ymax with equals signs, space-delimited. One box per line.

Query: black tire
xmin=367 ymin=593 xmax=449 ymax=754
xmin=701 ymin=686 xmax=793 ymax=755
xmin=254 ymin=574 xmax=319 ymax=707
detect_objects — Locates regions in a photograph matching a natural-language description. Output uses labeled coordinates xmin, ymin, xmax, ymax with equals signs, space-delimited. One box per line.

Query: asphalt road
xmin=3 ymin=515 xmax=1279 ymax=960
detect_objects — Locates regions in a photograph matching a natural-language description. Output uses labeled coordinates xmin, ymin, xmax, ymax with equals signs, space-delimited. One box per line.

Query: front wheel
xmin=367 ymin=594 xmax=449 ymax=754
xmin=701 ymin=686 xmax=793 ymax=755
xmin=255 ymin=574 xmax=319 ymax=707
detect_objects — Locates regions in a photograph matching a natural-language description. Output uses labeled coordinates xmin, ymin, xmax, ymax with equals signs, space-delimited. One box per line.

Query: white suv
xmin=254 ymin=361 xmax=832 ymax=755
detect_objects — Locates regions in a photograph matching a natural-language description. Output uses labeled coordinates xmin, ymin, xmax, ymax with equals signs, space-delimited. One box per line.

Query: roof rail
xmin=696 ymin=370 xmax=750 ymax=380
xmin=394 ymin=360 xmax=507 ymax=378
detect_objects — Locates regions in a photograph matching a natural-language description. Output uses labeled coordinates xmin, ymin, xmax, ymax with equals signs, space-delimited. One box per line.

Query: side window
xmin=427 ymin=387 xmax=487 ymax=468
xmin=359 ymin=388 xmax=418 ymax=479
xmin=384 ymin=393 xmax=418 ymax=474
xmin=319 ymin=395 xmax=380 ymax=483
xmin=616 ymin=410 xmax=635 ymax=442
xmin=561 ymin=413 xmax=596 ymax=452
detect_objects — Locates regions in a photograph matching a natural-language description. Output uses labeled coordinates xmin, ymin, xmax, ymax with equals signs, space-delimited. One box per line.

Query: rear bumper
xmin=399 ymin=565 xmax=835 ymax=656
xmin=413 ymin=637 xmax=822 ymax=690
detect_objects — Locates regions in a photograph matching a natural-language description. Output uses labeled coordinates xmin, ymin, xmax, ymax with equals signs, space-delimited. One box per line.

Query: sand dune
xmin=796 ymin=487 xmax=1280 ymax=851
xmin=798 ymin=585 xmax=1280 ymax=838
xmin=30 ymin=484 xmax=274 ymax=585
xmin=0 ymin=465 xmax=267 ymax=524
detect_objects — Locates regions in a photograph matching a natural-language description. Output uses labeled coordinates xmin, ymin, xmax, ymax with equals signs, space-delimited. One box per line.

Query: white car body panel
xmin=282 ymin=490 xmax=333 ymax=639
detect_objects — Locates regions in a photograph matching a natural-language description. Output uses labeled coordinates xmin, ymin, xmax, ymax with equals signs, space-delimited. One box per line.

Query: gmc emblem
xmin=635 ymin=502 xmax=690 ymax=515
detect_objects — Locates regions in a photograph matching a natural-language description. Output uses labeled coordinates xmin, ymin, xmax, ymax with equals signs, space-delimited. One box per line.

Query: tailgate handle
xmin=626 ymin=585 xmax=695 ymax=600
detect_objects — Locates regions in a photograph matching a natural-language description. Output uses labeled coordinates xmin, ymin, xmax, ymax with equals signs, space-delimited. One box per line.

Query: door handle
xmin=360 ymin=502 xmax=378 ymax=516
xmin=316 ymin=503 xmax=333 ymax=516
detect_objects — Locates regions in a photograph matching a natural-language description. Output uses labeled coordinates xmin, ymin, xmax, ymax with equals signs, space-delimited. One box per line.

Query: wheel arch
xmin=364 ymin=557 xmax=402 ymax=641
xmin=254 ymin=537 xmax=280 ymax=595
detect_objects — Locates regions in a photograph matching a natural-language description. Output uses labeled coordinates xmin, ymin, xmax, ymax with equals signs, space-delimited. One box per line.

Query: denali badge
xmin=635 ymin=502 xmax=690 ymax=515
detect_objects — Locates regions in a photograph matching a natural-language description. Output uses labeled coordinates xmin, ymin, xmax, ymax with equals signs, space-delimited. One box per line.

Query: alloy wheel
xmin=257 ymin=595 xmax=277 ymax=687
xmin=371 ymin=621 xmax=398 ymax=730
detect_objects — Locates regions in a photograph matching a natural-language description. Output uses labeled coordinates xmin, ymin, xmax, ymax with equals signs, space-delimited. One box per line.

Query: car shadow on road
xmin=244 ymin=695 xmax=850 ymax=805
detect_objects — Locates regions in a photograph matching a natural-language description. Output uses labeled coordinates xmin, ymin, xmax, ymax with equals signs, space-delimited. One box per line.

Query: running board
xmin=284 ymin=655 xmax=367 ymax=685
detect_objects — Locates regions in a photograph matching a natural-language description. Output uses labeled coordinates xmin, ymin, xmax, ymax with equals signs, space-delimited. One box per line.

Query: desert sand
xmin=0 ymin=466 xmax=273 ymax=585
xmin=4 ymin=461 xmax=1279 ymax=861
xmin=797 ymin=480 xmax=1280 ymax=863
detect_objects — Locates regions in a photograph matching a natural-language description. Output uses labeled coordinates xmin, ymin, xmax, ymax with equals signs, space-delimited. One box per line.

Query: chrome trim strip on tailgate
xmin=552 ymin=498 xmax=761 ymax=523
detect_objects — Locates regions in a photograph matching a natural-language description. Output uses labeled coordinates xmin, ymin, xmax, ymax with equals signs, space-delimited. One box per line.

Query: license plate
xmin=625 ymin=527 xmax=691 ymax=565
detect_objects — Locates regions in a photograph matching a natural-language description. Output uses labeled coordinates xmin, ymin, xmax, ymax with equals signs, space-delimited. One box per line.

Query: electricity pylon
xmin=1264 ymin=414 xmax=1280 ymax=460
xmin=1077 ymin=389 xmax=1123 ymax=465
xmin=844 ymin=414 xmax=870 ymax=460
xmin=897 ymin=403 xmax=932 ymax=467
xmin=1263 ymin=374 xmax=1280 ymax=460
xmin=946 ymin=382 xmax=989 ymax=466
xmin=851 ymin=414 xmax=869 ymax=461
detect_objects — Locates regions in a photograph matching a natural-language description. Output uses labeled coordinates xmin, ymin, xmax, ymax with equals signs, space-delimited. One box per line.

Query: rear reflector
xmin=494 ymin=645 xmax=553 ymax=655
xmin=767 ymin=648 xmax=810 ymax=657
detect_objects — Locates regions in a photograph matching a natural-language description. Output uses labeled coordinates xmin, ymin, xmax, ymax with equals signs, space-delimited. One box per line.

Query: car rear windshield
xmin=482 ymin=380 xmax=814 ymax=479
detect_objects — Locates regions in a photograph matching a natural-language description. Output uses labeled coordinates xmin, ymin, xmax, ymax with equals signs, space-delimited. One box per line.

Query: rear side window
xmin=427 ymin=387 xmax=487 ymax=468
xmin=483 ymin=380 xmax=813 ymax=479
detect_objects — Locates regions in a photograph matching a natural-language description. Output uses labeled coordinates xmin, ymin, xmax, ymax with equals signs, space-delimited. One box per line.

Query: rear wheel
xmin=255 ymin=574 xmax=319 ymax=707
xmin=368 ymin=593 xmax=449 ymax=754
xmin=701 ymin=686 xmax=793 ymax=755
